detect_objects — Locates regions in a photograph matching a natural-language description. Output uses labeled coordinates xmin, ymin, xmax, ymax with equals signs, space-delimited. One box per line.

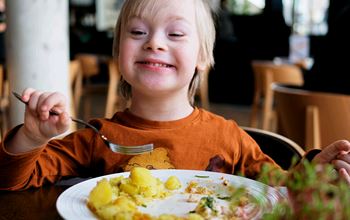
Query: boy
xmin=0 ymin=0 xmax=349 ymax=191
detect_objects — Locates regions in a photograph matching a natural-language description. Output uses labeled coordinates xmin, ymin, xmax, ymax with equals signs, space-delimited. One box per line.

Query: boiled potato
xmin=109 ymin=176 xmax=124 ymax=186
xmin=88 ymin=178 xmax=113 ymax=209
xmin=88 ymin=168 xmax=186 ymax=220
xmin=113 ymin=196 xmax=137 ymax=211
xmin=96 ymin=204 xmax=120 ymax=220
xmin=164 ymin=176 xmax=181 ymax=190
xmin=187 ymin=213 xmax=205 ymax=220
xmin=130 ymin=167 xmax=157 ymax=187
xmin=120 ymin=181 xmax=139 ymax=196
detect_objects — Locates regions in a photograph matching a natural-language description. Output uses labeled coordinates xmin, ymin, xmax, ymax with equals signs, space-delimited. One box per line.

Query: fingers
xmin=37 ymin=92 xmax=67 ymax=119
xmin=21 ymin=88 xmax=68 ymax=120
xmin=332 ymin=159 xmax=350 ymax=185
xmin=313 ymin=140 xmax=350 ymax=163
xmin=337 ymin=152 xmax=350 ymax=163
xmin=21 ymin=87 xmax=37 ymax=102
xmin=56 ymin=111 xmax=71 ymax=132
xmin=332 ymin=159 xmax=350 ymax=176
xmin=339 ymin=168 xmax=350 ymax=185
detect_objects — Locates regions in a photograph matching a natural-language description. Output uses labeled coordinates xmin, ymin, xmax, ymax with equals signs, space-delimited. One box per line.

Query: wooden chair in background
xmin=0 ymin=64 xmax=9 ymax=138
xmin=196 ymin=68 xmax=210 ymax=110
xmin=242 ymin=126 xmax=305 ymax=170
xmin=250 ymin=60 xmax=304 ymax=131
xmin=104 ymin=59 xmax=126 ymax=118
xmin=68 ymin=60 xmax=83 ymax=131
xmin=74 ymin=53 xmax=110 ymax=120
xmin=273 ymin=83 xmax=350 ymax=150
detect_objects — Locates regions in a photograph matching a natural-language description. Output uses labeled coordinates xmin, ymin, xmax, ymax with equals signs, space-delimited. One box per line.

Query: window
xmin=282 ymin=0 xmax=329 ymax=35
xmin=226 ymin=0 xmax=265 ymax=15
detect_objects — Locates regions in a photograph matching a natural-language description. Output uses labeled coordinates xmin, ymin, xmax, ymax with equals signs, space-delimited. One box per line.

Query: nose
xmin=143 ymin=32 xmax=168 ymax=51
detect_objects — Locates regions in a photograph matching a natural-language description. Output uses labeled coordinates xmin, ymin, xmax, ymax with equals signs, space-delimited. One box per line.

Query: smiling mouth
xmin=138 ymin=61 xmax=174 ymax=68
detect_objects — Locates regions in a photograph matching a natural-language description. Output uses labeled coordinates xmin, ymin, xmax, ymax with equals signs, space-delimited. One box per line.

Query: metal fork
xmin=12 ymin=91 xmax=154 ymax=155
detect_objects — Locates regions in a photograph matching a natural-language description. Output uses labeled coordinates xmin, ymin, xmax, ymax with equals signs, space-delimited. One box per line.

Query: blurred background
xmin=0 ymin=0 xmax=349 ymax=138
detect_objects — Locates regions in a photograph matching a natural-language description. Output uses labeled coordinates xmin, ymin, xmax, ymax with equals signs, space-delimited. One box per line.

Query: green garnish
xmin=197 ymin=196 xmax=215 ymax=209
xmin=217 ymin=196 xmax=231 ymax=200
xmin=194 ymin=175 xmax=209 ymax=178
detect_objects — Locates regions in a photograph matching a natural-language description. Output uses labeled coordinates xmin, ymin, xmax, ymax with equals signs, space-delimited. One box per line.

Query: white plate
xmin=56 ymin=170 xmax=286 ymax=220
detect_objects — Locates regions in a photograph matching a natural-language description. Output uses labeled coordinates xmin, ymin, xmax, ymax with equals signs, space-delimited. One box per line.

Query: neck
xmin=129 ymin=92 xmax=194 ymax=121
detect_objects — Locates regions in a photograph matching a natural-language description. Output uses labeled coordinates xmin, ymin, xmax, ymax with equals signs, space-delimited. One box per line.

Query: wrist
xmin=5 ymin=126 xmax=47 ymax=154
xmin=20 ymin=126 xmax=48 ymax=147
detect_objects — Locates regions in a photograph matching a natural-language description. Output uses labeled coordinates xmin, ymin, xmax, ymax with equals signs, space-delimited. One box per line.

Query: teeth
xmin=142 ymin=62 xmax=171 ymax=67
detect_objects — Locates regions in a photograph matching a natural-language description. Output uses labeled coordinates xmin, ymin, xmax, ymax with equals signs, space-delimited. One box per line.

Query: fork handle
xmin=13 ymin=91 xmax=62 ymax=116
xmin=12 ymin=91 xmax=100 ymax=134
xmin=70 ymin=118 xmax=100 ymax=133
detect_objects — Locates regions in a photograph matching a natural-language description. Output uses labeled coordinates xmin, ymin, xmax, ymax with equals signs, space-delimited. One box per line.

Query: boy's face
xmin=118 ymin=0 xmax=203 ymax=98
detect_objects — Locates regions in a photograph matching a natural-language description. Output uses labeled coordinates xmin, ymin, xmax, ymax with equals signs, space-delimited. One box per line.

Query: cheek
xmin=118 ymin=42 xmax=135 ymax=73
xmin=179 ymin=48 xmax=200 ymax=73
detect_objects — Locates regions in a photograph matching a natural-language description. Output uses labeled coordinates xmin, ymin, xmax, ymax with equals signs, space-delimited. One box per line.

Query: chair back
xmin=250 ymin=60 xmax=304 ymax=130
xmin=273 ymin=84 xmax=350 ymax=150
xmin=75 ymin=54 xmax=99 ymax=77
xmin=105 ymin=59 xmax=128 ymax=118
xmin=242 ymin=126 xmax=305 ymax=170
xmin=252 ymin=61 xmax=304 ymax=95
xmin=74 ymin=54 xmax=110 ymax=120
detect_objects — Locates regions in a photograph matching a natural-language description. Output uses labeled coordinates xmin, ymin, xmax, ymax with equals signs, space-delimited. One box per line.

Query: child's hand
xmin=20 ymin=88 xmax=71 ymax=144
xmin=312 ymin=140 xmax=350 ymax=184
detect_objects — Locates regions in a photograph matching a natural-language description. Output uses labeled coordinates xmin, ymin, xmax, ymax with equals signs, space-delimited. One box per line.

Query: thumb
xmin=313 ymin=140 xmax=350 ymax=163
xmin=56 ymin=111 xmax=71 ymax=133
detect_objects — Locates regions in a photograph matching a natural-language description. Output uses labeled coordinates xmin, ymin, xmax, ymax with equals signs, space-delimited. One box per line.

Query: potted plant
xmin=259 ymin=159 xmax=350 ymax=219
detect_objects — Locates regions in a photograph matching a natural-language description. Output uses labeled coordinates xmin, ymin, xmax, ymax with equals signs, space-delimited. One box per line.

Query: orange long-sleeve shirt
xmin=0 ymin=108 xmax=280 ymax=190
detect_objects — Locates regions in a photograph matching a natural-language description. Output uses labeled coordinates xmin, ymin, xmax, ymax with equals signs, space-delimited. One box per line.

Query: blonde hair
xmin=113 ymin=0 xmax=216 ymax=104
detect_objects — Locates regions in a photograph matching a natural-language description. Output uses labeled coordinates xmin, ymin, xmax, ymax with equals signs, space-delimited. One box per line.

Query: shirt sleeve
xmin=0 ymin=125 xmax=95 ymax=191
xmin=234 ymin=127 xmax=283 ymax=179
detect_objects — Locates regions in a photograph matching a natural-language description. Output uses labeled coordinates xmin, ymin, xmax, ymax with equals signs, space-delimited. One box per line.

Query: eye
xmin=169 ymin=32 xmax=184 ymax=37
xmin=130 ymin=30 xmax=147 ymax=36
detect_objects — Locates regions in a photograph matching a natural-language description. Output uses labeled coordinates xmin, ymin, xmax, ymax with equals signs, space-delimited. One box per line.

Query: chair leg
xmin=305 ymin=106 xmax=321 ymax=150
xmin=250 ymin=90 xmax=260 ymax=128
xmin=199 ymin=80 xmax=210 ymax=110
xmin=105 ymin=60 xmax=119 ymax=118
xmin=262 ymin=72 xmax=273 ymax=130
xmin=0 ymin=105 xmax=8 ymax=138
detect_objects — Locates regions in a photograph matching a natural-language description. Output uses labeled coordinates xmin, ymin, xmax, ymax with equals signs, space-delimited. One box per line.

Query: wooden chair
xmin=75 ymin=54 xmax=109 ymax=120
xmin=250 ymin=60 xmax=304 ymax=131
xmin=75 ymin=54 xmax=100 ymax=78
xmin=0 ymin=64 xmax=9 ymax=138
xmin=104 ymin=59 xmax=126 ymax=118
xmin=68 ymin=60 xmax=84 ymax=132
xmin=242 ymin=126 xmax=305 ymax=170
xmin=196 ymin=68 xmax=210 ymax=110
xmin=69 ymin=60 xmax=83 ymax=117
xmin=273 ymin=83 xmax=350 ymax=150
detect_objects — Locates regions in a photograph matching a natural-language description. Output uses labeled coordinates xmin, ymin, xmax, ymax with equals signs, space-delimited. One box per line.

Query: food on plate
xmin=164 ymin=175 xmax=182 ymax=190
xmin=87 ymin=168 xmax=256 ymax=220
xmin=190 ymin=187 xmax=252 ymax=219
xmin=87 ymin=167 xmax=182 ymax=219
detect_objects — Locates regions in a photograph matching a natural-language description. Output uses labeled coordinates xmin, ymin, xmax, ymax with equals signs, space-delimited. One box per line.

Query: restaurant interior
xmin=0 ymin=0 xmax=349 ymax=158
xmin=2 ymin=0 xmax=346 ymax=144
xmin=0 ymin=0 xmax=349 ymax=155
xmin=0 ymin=0 xmax=350 ymax=219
